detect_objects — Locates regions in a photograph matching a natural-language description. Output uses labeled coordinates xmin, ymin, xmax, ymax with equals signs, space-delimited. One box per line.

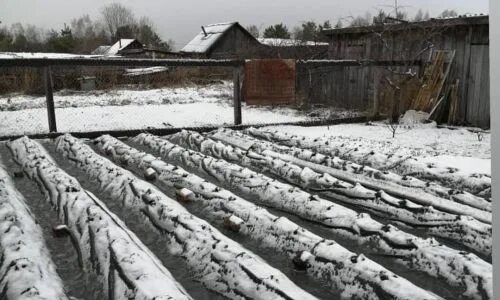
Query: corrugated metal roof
xmin=181 ymin=22 xmax=236 ymax=53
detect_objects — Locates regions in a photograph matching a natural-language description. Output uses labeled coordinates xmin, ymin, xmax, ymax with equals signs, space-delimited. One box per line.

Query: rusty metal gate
xmin=243 ymin=59 xmax=296 ymax=105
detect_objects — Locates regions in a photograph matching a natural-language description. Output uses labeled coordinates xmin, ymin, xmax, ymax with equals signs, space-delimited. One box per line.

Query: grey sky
xmin=0 ymin=0 xmax=489 ymax=50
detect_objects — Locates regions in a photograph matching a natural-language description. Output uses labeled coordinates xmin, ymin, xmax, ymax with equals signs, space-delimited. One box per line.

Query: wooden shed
xmin=305 ymin=15 xmax=489 ymax=128
xmin=180 ymin=22 xmax=263 ymax=59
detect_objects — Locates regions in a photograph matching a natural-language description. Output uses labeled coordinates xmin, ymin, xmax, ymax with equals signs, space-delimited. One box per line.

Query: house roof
xmin=91 ymin=45 xmax=111 ymax=55
xmin=323 ymin=15 xmax=488 ymax=36
xmin=105 ymin=39 xmax=139 ymax=55
xmin=91 ymin=39 xmax=140 ymax=56
xmin=181 ymin=22 xmax=252 ymax=54
xmin=258 ymin=38 xmax=328 ymax=47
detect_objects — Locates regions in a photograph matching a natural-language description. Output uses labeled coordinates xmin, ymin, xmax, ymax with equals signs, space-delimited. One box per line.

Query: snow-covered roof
xmin=104 ymin=39 xmax=138 ymax=55
xmin=181 ymin=22 xmax=236 ymax=53
xmin=91 ymin=45 xmax=111 ymax=55
xmin=258 ymin=38 xmax=328 ymax=47
xmin=0 ymin=52 xmax=103 ymax=59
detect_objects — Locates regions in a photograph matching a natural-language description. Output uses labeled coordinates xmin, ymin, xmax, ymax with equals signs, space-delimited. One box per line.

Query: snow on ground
xmin=1 ymin=103 xmax=313 ymax=135
xmin=0 ymin=82 xmax=318 ymax=136
xmin=263 ymin=122 xmax=490 ymax=159
xmin=262 ymin=122 xmax=491 ymax=181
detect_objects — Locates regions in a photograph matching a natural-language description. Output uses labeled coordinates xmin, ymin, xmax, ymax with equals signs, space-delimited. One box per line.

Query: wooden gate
xmin=243 ymin=59 xmax=296 ymax=105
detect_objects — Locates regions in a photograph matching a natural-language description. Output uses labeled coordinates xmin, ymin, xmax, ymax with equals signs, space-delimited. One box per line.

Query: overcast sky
xmin=0 ymin=0 xmax=489 ymax=50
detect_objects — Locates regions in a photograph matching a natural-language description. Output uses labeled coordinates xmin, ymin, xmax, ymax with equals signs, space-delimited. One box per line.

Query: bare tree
xmin=101 ymin=3 xmax=135 ymax=41
xmin=246 ymin=25 xmax=260 ymax=38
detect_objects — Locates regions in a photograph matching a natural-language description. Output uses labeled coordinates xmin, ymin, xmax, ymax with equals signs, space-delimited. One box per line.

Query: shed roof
xmin=323 ymin=15 xmax=488 ymax=36
xmin=258 ymin=38 xmax=328 ymax=47
xmin=91 ymin=45 xmax=111 ymax=55
xmin=181 ymin=22 xmax=255 ymax=54
xmin=105 ymin=39 xmax=139 ymax=55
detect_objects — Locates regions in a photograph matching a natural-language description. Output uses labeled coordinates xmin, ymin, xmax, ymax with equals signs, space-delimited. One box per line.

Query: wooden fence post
xmin=233 ymin=66 xmax=242 ymax=125
xmin=44 ymin=66 xmax=57 ymax=132
xmin=372 ymin=68 xmax=380 ymax=118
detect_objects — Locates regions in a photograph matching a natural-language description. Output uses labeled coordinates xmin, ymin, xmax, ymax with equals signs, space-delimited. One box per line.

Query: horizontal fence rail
xmin=297 ymin=59 xmax=423 ymax=67
xmin=0 ymin=57 xmax=246 ymax=67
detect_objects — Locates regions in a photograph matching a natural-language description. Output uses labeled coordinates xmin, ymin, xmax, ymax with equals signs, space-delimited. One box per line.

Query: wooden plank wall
xmin=297 ymin=23 xmax=490 ymax=127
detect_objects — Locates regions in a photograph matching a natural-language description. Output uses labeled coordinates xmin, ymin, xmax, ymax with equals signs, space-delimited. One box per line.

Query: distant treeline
xmin=0 ymin=3 xmax=174 ymax=54
xmin=245 ymin=8 xmax=459 ymax=41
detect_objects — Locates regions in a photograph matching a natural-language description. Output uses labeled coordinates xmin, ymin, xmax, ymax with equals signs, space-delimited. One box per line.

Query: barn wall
xmin=299 ymin=22 xmax=490 ymax=127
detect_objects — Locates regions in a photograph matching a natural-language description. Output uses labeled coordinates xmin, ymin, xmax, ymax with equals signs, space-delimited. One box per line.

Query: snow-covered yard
xmin=0 ymin=82 xmax=345 ymax=136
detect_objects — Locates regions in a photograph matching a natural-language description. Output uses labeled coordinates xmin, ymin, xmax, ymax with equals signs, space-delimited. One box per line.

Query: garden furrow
xmin=0 ymin=163 xmax=69 ymax=300
xmin=213 ymin=128 xmax=490 ymax=212
xmin=134 ymin=132 xmax=492 ymax=300
xmin=55 ymin=133 xmax=317 ymax=300
xmin=205 ymin=129 xmax=491 ymax=257
xmin=8 ymin=137 xmax=193 ymax=300
xmin=245 ymin=128 xmax=491 ymax=197
xmin=94 ymin=134 xmax=442 ymax=300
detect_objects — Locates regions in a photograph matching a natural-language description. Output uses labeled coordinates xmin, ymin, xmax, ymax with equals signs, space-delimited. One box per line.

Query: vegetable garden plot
xmin=0 ymin=163 xmax=69 ymax=300
xmin=8 ymin=137 xmax=193 ymax=300
xmin=55 ymin=134 xmax=317 ymax=300
xmin=92 ymin=134 xmax=440 ymax=300
xmin=215 ymin=128 xmax=491 ymax=212
xmin=134 ymin=132 xmax=492 ymax=300
xmin=245 ymin=128 xmax=491 ymax=196
xmin=206 ymin=128 xmax=492 ymax=258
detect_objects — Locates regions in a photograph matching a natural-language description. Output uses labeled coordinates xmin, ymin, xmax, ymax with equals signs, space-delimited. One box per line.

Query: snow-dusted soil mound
xmin=94 ymin=134 xmax=440 ymax=300
xmin=0 ymin=164 xmax=69 ymax=300
xmin=55 ymin=133 xmax=317 ymax=300
xmin=8 ymin=137 xmax=193 ymax=300
xmin=0 ymin=122 xmax=492 ymax=299
xmin=206 ymin=128 xmax=491 ymax=257
xmin=135 ymin=132 xmax=492 ymax=299
xmin=240 ymin=128 xmax=491 ymax=212
xmin=246 ymin=127 xmax=491 ymax=196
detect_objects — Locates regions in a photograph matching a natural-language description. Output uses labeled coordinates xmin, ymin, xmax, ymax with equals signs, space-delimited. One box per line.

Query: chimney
xmin=201 ymin=26 xmax=207 ymax=37
xmin=119 ymin=39 xmax=122 ymax=48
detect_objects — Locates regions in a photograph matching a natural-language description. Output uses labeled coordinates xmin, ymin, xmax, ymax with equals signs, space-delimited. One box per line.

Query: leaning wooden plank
xmin=206 ymin=129 xmax=491 ymax=257
xmin=55 ymin=134 xmax=317 ymax=300
xmin=214 ymin=128 xmax=491 ymax=212
xmin=0 ymin=163 xmax=69 ymax=300
xmin=136 ymin=132 xmax=492 ymax=300
xmin=245 ymin=127 xmax=491 ymax=200
xmin=95 ymin=134 xmax=442 ymax=300
xmin=8 ymin=137 xmax=193 ymax=300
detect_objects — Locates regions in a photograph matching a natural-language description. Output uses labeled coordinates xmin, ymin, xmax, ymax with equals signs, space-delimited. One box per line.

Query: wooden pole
xmin=233 ymin=67 xmax=242 ymax=125
xmin=372 ymin=68 xmax=380 ymax=118
xmin=44 ymin=66 xmax=57 ymax=132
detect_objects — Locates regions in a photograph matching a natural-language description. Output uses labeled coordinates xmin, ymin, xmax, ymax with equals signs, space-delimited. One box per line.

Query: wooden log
xmin=143 ymin=132 xmax=492 ymax=300
xmin=94 ymin=134 xmax=441 ymax=300
xmin=208 ymin=129 xmax=492 ymax=257
xmin=245 ymin=128 xmax=491 ymax=198
xmin=0 ymin=165 xmax=69 ymax=300
xmin=8 ymin=137 xmax=193 ymax=300
xmin=55 ymin=134 xmax=316 ymax=300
